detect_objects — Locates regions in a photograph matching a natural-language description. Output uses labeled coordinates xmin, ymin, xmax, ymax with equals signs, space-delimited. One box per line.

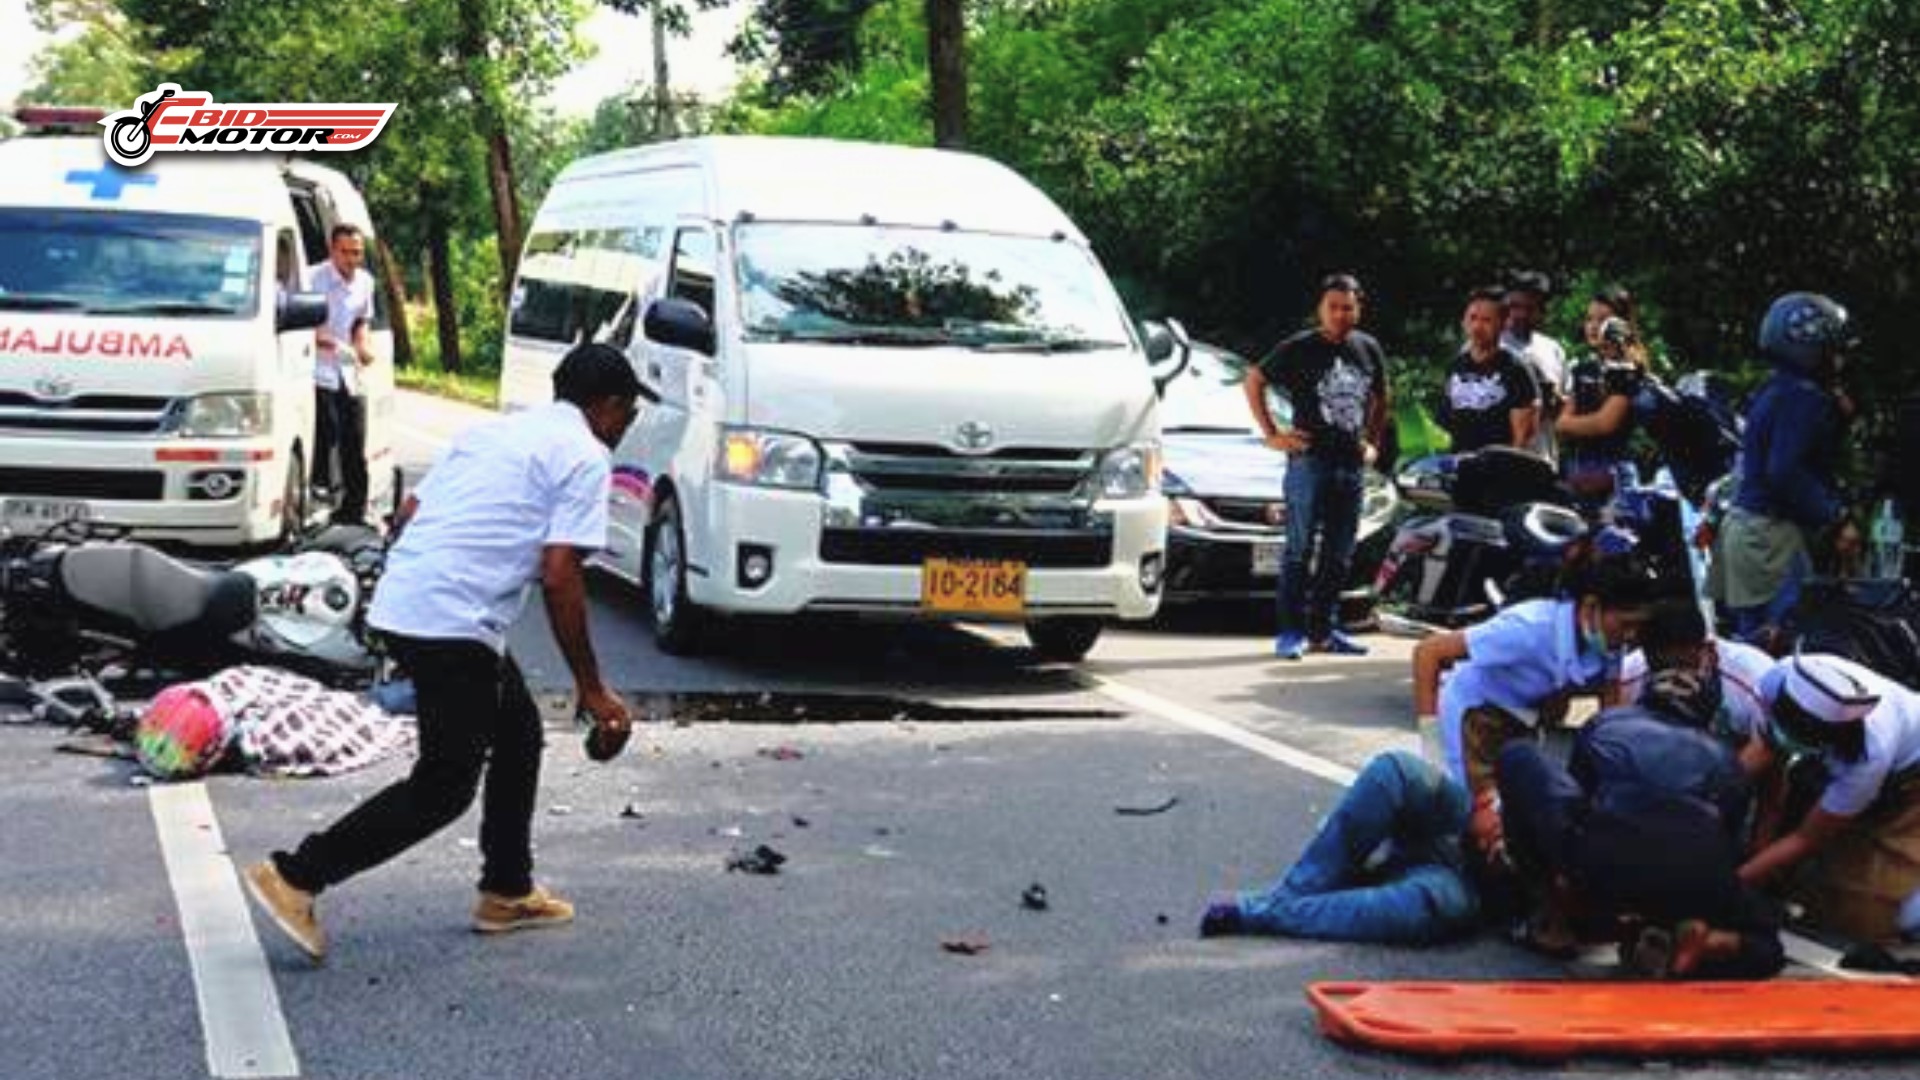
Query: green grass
xmin=396 ymin=365 xmax=500 ymax=409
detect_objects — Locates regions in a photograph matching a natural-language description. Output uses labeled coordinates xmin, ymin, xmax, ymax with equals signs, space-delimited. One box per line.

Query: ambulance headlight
xmin=171 ymin=393 xmax=272 ymax=438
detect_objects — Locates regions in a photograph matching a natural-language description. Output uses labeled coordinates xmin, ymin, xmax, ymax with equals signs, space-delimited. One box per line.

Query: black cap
xmin=552 ymin=342 xmax=642 ymax=408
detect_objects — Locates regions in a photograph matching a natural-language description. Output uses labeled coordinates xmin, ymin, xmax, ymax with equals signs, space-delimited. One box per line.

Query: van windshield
xmin=734 ymin=223 xmax=1133 ymax=351
xmin=0 ymin=209 xmax=261 ymax=318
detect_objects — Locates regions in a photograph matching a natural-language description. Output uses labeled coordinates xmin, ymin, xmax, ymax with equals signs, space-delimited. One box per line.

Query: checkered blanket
xmin=197 ymin=666 xmax=415 ymax=778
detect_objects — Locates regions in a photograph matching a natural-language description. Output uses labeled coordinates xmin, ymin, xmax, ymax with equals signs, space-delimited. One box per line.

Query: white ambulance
xmin=501 ymin=136 xmax=1183 ymax=661
xmin=0 ymin=108 xmax=396 ymax=549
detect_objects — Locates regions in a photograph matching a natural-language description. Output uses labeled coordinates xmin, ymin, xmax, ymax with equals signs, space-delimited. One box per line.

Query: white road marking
xmin=1093 ymin=673 xmax=1877 ymax=982
xmin=150 ymin=783 xmax=301 ymax=1078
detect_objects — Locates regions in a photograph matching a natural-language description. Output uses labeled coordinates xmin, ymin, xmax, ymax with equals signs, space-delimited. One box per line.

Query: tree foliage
xmin=722 ymin=0 xmax=1920 ymax=412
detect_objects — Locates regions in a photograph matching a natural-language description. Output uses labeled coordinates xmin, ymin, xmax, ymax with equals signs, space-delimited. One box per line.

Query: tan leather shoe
xmin=243 ymin=861 xmax=326 ymax=961
xmin=473 ymin=885 xmax=576 ymax=934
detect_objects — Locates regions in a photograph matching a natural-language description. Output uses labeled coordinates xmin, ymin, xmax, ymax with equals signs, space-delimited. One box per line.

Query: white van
xmin=501 ymin=136 xmax=1182 ymax=660
xmin=0 ymin=111 xmax=395 ymax=549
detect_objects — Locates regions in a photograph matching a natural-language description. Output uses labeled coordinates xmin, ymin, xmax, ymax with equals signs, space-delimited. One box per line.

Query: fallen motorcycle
xmin=0 ymin=518 xmax=389 ymax=688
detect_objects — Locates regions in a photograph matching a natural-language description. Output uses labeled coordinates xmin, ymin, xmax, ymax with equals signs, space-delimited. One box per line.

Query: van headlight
xmin=717 ymin=427 xmax=824 ymax=490
xmin=1096 ymin=442 xmax=1162 ymax=499
xmin=171 ymin=393 xmax=272 ymax=438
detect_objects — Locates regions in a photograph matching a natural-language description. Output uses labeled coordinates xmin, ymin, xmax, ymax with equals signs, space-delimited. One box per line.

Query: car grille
xmin=0 ymin=466 xmax=165 ymax=501
xmin=0 ymin=393 xmax=176 ymax=435
xmin=842 ymin=443 xmax=1093 ymax=496
xmin=819 ymin=529 xmax=1113 ymax=568
xmin=1204 ymin=497 xmax=1281 ymax=529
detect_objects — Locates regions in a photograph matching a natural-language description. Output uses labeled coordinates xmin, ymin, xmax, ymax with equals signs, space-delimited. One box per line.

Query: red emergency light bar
xmin=13 ymin=105 xmax=110 ymax=134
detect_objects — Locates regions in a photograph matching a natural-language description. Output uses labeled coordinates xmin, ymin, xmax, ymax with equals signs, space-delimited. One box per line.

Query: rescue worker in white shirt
xmin=1740 ymin=653 xmax=1920 ymax=941
xmin=309 ymin=223 xmax=376 ymax=525
xmin=243 ymin=343 xmax=641 ymax=961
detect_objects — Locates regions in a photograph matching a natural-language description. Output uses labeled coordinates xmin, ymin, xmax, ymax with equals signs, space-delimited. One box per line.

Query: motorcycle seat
xmin=59 ymin=544 xmax=257 ymax=638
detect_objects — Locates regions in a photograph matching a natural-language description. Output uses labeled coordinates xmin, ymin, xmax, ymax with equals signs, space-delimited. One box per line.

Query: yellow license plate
xmin=921 ymin=558 xmax=1027 ymax=615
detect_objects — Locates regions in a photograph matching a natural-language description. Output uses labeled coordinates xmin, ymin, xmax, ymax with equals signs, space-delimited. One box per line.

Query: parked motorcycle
xmin=1372 ymin=447 xmax=1591 ymax=635
xmin=0 ymin=518 xmax=389 ymax=687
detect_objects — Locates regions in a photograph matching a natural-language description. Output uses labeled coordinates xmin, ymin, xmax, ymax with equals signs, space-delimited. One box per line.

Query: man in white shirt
xmin=1502 ymin=271 xmax=1567 ymax=462
xmin=309 ymin=224 xmax=377 ymax=525
xmin=244 ymin=343 xmax=642 ymax=961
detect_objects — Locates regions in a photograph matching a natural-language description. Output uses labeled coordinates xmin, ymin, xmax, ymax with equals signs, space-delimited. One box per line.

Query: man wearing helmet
xmin=1740 ymin=653 xmax=1920 ymax=940
xmin=1496 ymin=629 xmax=1785 ymax=979
xmin=1721 ymin=293 xmax=1858 ymax=646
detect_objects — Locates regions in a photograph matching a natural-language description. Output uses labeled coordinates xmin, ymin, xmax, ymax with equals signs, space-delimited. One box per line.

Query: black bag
xmin=1784 ymin=578 xmax=1920 ymax=691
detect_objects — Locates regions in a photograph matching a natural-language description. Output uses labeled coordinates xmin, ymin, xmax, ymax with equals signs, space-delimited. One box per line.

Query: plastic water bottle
xmin=1871 ymin=499 xmax=1906 ymax=581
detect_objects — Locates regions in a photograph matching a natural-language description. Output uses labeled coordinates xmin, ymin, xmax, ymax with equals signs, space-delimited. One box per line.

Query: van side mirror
xmin=278 ymin=291 xmax=329 ymax=332
xmin=1143 ymin=318 xmax=1193 ymax=396
xmin=643 ymin=298 xmax=715 ymax=356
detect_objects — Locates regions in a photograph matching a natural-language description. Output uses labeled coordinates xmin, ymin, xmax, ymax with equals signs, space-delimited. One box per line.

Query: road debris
xmin=756 ymin=745 xmax=805 ymax=761
xmin=619 ymin=804 xmax=646 ymax=820
xmin=1021 ymin=883 xmax=1050 ymax=912
xmin=940 ymin=936 xmax=991 ymax=956
xmin=1115 ymin=795 xmax=1181 ymax=817
xmin=725 ymin=844 xmax=787 ymax=875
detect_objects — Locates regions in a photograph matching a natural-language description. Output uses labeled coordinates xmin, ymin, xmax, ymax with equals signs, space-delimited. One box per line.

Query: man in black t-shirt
xmin=1243 ymin=273 xmax=1391 ymax=659
xmin=1439 ymin=287 xmax=1540 ymax=454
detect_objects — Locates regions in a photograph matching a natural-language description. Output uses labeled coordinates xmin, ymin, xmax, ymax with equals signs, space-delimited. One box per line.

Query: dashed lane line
xmin=151 ymin=783 xmax=302 ymax=1078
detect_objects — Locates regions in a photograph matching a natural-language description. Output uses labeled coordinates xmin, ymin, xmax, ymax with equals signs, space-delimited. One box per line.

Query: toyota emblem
xmin=954 ymin=420 xmax=994 ymax=453
xmin=33 ymin=374 xmax=75 ymax=400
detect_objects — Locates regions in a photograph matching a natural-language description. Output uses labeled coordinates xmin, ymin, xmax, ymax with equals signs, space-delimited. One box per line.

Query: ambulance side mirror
xmin=278 ymin=291 xmax=329 ymax=332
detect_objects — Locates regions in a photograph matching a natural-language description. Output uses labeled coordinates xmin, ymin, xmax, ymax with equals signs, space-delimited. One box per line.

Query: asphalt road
xmin=0 ymin=391 xmax=1907 ymax=1080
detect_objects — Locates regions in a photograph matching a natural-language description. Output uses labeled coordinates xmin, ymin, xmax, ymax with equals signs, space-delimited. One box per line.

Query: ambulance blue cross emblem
xmin=65 ymin=166 xmax=156 ymax=200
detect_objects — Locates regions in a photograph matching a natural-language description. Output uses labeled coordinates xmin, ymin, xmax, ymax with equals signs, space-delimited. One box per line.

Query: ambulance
xmin=0 ymin=107 xmax=396 ymax=549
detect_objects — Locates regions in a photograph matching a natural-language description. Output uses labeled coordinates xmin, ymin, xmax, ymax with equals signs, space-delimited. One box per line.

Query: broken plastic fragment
xmin=725 ymin=844 xmax=787 ymax=875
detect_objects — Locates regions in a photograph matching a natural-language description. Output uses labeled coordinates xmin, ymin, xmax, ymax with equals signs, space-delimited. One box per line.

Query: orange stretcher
xmin=1309 ymin=980 xmax=1920 ymax=1059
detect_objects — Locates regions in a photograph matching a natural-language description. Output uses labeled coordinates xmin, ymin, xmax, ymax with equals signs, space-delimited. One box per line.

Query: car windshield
xmin=0 ymin=209 xmax=261 ymax=318
xmin=1157 ymin=343 xmax=1290 ymax=432
xmin=734 ymin=222 xmax=1133 ymax=351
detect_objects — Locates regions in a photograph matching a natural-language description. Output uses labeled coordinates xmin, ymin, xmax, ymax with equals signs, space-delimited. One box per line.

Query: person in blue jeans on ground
xmin=1243 ymin=273 xmax=1391 ymax=660
xmin=1198 ymin=750 xmax=1498 ymax=944
xmin=1721 ymin=292 xmax=1859 ymax=647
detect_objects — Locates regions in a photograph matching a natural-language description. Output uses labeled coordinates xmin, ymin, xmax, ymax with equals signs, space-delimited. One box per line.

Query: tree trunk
xmin=926 ymin=0 xmax=967 ymax=148
xmin=373 ymin=233 xmax=414 ymax=369
xmin=652 ymin=1 xmax=673 ymax=137
xmin=457 ymin=0 xmax=522 ymax=298
xmin=424 ymin=197 xmax=463 ymax=374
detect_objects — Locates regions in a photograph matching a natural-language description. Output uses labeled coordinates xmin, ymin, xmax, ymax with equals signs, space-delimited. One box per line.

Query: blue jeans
xmin=1238 ymin=751 xmax=1479 ymax=944
xmin=1278 ymin=455 xmax=1364 ymax=640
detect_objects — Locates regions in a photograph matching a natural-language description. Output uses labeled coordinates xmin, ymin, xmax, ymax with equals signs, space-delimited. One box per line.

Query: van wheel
xmin=1025 ymin=617 xmax=1104 ymax=662
xmin=644 ymin=495 xmax=709 ymax=655
xmin=279 ymin=449 xmax=308 ymax=543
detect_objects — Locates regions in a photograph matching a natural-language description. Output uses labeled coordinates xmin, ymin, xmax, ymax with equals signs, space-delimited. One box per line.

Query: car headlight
xmin=172 ymin=393 xmax=272 ymax=438
xmin=1096 ymin=442 xmax=1162 ymax=499
xmin=717 ymin=427 xmax=824 ymax=490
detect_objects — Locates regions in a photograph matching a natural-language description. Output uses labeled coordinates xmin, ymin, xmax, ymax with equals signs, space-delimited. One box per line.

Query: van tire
xmin=280 ymin=449 xmax=308 ymax=544
xmin=644 ymin=495 xmax=709 ymax=655
xmin=1025 ymin=617 xmax=1104 ymax=663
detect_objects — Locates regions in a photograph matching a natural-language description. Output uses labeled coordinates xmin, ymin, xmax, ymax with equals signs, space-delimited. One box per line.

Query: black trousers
xmin=1497 ymin=743 xmax=1785 ymax=980
xmin=313 ymin=386 xmax=368 ymax=524
xmin=276 ymin=635 xmax=544 ymax=898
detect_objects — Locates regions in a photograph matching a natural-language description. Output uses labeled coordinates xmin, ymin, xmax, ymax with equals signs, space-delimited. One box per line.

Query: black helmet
xmin=1758 ymin=292 xmax=1852 ymax=373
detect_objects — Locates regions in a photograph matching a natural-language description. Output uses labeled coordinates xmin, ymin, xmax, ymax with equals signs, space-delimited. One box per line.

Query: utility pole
xmin=652 ymin=0 xmax=673 ymax=137
xmin=925 ymin=0 xmax=966 ymax=148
